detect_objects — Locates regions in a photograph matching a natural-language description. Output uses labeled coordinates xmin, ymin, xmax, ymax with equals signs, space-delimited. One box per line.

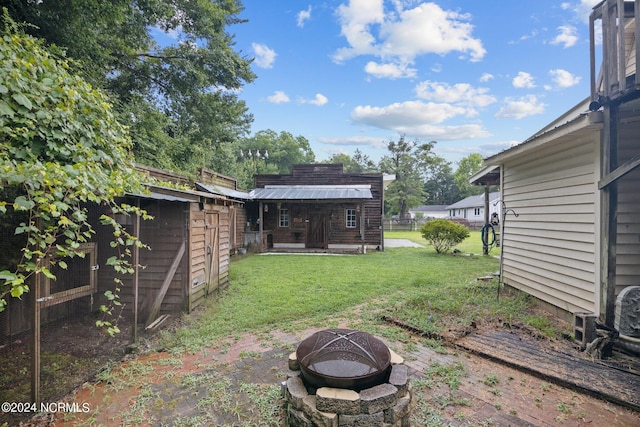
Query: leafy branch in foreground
xmin=0 ymin=12 xmax=149 ymax=334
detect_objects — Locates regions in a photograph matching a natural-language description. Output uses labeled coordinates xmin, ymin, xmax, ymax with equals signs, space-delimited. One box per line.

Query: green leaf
xmin=41 ymin=267 xmax=56 ymax=279
xmin=13 ymin=195 xmax=35 ymax=211
xmin=0 ymin=100 xmax=14 ymax=117
xmin=12 ymin=93 xmax=32 ymax=110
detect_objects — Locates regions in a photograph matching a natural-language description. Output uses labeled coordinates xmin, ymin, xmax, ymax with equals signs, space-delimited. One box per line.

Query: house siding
xmin=501 ymin=136 xmax=599 ymax=314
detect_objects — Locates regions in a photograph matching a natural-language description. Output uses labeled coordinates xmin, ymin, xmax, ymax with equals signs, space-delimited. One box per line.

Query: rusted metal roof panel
xmin=249 ymin=185 xmax=372 ymax=200
xmin=195 ymin=182 xmax=251 ymax=200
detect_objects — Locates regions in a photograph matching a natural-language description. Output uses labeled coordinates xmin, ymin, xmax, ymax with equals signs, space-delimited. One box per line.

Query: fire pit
xmin=296 ymin=328 xmax=391 ymax=391
xmin=286 ymin=329 xmax=413 ymax=426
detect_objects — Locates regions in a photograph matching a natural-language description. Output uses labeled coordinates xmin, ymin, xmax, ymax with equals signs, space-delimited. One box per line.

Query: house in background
xmin=245 ymin=164 xmax=385 ymax=253
xmin=408 ymin=205 xmax=449 ymax=219
xmin=473 ymin=0 xmax=640 ymax=352
xmin=446 ymin=192 xmax=501 ymax=227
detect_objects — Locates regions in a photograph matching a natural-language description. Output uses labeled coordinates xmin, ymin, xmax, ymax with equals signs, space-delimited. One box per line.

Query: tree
xmin=424 ymin=156 xmax=459 ymax=205
xmin=379 ymin=136 xmax=436 ymax=218
xmin=454 ymin=153 xmax=485 ymax=199
xmin=327 ymin=149 xmax=378 ymax=173
xmin=235 ymin=130 xmax=316 ymax=189
xmin=5 ymin=0 xmax=256 ymax=176
xmin=0 ymin=19 xmax=149 ymax=334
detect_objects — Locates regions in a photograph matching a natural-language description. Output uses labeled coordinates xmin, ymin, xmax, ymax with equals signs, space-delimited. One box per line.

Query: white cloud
xmin=415 ymin=80 xmax=496 ymax=108
xmin=573 ymin=0 xmax=602 ymax=23
xmin=297 ymin=6 xmax=312 ymax=28
xmin=479 ymin=73 xmax=494 ymax=83
xmin=267 ymin=91 xmax=290 ymax=104
xmin=348 ymin=100 xmax=491 ymax=140
xmin=512 ymin=71 xmax=536 ymax=89
xmin=252 ymin=43 xmax=277 ymax=68
xmin=318 ymin=135 xmax=387 ymax=148
xmin=495 ymin=95 xmax=546 ymax=119
xmin=334 ymin=0 xmax=385 ymax=61
xmin=549 ymin=68 xmax=581 ymax=88
xmin=300 ymin=93 xmax=329 ymax=106
xmin=379 ymin=3 xmax=486 ymax=61
xmin=551 ymin=25 xmax=578 ymax=48
xmin=351 ymin=101 xmax=467 ymax=128
xmin=364 ymin=61 xmax=416 ymax=79
xmin=333 ymin=1 xmax=485 ymax=79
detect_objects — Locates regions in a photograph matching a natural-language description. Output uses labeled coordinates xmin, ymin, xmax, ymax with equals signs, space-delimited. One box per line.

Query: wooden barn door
xmin=205 ymin=212 xmax=219 ymax=294
xmin=306 ymin=210 xmax=327 ymax=249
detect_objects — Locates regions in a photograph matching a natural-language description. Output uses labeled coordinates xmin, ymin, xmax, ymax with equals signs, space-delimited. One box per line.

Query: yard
xmin=6 ymin=233 xmax=639 ymax=426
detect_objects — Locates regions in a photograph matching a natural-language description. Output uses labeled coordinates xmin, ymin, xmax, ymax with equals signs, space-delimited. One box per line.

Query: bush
xmin=420 ymin=219 xmax=470 ymax=254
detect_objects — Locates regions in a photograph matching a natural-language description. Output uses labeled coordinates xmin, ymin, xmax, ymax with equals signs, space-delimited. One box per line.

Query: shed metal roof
xmin=195 ymin=182 xmax=251 ymax=200
xmin=129 ymin=191 xmax=196 ymax=203
xmin=249 ymin=185 xmax=372 ymax=200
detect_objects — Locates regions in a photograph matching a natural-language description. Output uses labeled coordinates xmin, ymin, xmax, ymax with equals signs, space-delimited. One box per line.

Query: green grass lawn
xmin=385 ymin=229 xmax=501 ymax=255
xmin=162 ymin=234 xmax=546 ymax=355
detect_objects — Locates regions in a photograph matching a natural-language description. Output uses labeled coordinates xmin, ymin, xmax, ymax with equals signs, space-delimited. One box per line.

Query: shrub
xmin=420 ymin=219 xmax=470 ymax=254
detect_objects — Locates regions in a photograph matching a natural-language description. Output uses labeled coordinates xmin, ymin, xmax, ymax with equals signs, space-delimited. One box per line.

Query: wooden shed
xmin=475 ymin=1 xmax=640 ymax=340
xmin=246 ymin=164 xmax=385 ymax=253
xmin=0 ymin=166 xmax=243 ymax=338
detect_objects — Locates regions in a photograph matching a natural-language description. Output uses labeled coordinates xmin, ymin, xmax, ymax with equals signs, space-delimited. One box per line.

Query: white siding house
xmin=477 ymin=1 xmax=640 ymax=333
xmin=446 ymin=192 xmax=501 ymax=225
xmin=482 ymin=103 xmax=602 ymax=318
xmin=408 ymin=205 xmax=448 ymax=219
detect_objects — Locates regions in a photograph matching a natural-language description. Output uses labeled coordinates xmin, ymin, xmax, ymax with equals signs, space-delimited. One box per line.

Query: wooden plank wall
xmin=615 ymin=122 xmax=640 ymax=294
xmin=188 ymin=202 xmax=231 ymax=311
xmin=501 ymin=136 xmax=599 ymax=315
xmin=96 ymin=199 xmax=188 ymax=319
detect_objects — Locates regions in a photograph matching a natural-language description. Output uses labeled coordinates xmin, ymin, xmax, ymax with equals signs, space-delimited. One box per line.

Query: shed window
xmin=346 ymin=208 xmax=357 ymax=228
xmin=279 ymin=208 xmax=289 ymax=227
xmin=474 ymin=208 xmax=481 ymax=216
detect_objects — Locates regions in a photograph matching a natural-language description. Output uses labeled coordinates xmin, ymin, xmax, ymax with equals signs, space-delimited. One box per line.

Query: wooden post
xmin=600 ymin=103 xmax=619 ymax=327
xmin=360 ymin=201 xmax=366 ymax=253
xmin=132 ymin=199 xmax=140 ymax=343
xmin=30 ymin=270 xmax=41 ymax=404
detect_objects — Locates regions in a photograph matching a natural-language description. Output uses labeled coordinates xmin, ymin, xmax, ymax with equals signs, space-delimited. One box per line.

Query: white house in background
xmin=446 ymin=192 xmax=501 ymax=223
xmin=408 ymin=205 xmax=448 ymax=219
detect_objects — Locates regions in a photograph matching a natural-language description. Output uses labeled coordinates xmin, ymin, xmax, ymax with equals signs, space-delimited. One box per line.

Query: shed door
xmin=307 ymin=212 xmax=326 ymax=249
xmin=205 ymin=212 xmax=219 ymax=294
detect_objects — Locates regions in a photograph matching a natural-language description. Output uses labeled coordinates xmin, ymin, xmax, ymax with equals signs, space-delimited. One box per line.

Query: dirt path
xmin=25 ymin=324 xmax=640 ymax=427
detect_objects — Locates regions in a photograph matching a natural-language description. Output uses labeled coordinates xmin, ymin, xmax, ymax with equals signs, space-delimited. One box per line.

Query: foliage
xmin=5 ymin=0 xmax=256 ymax=176
xmin=424 ymin=156 xmax=460 ymax=205
xmin=454 ymin=153 xmax=485 ymax=199
xmin=379 ymin=136 xmax=437 ymax=218
xmin=0 ymin=17 xmax=149 ymax=334
xmin=235 ymin=129 xmax=316 ymax=189
xmin=420 ymin=219 xmax=470 ymax=253
xmin=327 ymin=149 xmax=378 ymax=173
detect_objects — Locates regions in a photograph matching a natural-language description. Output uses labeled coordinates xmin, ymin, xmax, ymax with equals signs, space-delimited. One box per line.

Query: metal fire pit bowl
xmin=296 ymin=329 xmax=391 ymax=390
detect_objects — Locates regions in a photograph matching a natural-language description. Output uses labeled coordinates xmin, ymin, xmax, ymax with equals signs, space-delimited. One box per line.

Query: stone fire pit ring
xmin=296 ymin=328 xmax=391 ymax=391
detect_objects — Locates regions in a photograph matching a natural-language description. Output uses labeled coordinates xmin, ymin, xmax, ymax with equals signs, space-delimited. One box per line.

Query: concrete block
xmin=388 ymin=364 xmax=408 ymax=394
xmin=359 ymin=383 xmax=398 ymax=414
xmin=287 ymin=376 xmax=309 ymax=410
xmin=303 ymin=395 xmax=338 ymax=427
xmin=338 ymin=411 xmax=384 ymax=427
xmin=289 ymin=351 xmax=300 ymax=370
xmin=383 ymin=396 xmax=411 ymax=424
xmin=316 ymin=387 xmax=361 ymax=415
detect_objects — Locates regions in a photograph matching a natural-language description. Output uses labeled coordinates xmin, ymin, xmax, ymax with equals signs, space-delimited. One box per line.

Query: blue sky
xmin=230 ymin=0 xmax=600 ymax=165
